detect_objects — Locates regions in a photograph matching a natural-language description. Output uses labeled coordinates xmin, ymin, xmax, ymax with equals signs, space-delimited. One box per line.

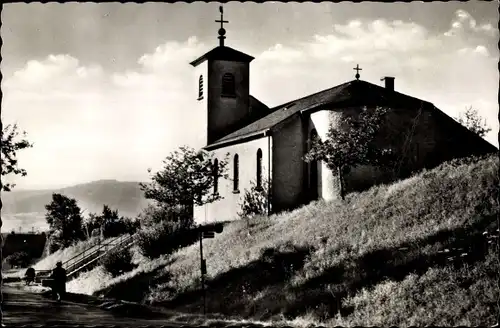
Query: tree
xmin=1 ymin=123 xmax=33 ymax=191
xmin=45 ymin=193 xmax=85 ymax=250
xmin=100 ymin=205 xmax=120 ymax=237
xmin=83 ymin=212 xmax=101 ymax=240
xmin=99 ymin=205 xmax=139 ymax=237
xmin=6 ymin=251 xmax=31 ymax=268
xmin=304 ymin=107 xmax=394 ymax=200
xmin=456 ymin=106 xmax=492 ymax=138
xmin=83 ymin=205 xmax=140 ymax=239
xmin=140 ymin=146 xmax=229 ymax=224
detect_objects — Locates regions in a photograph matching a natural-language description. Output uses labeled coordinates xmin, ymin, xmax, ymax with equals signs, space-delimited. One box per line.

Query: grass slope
xmin=69 ymin=155 xmax=499 ymax=326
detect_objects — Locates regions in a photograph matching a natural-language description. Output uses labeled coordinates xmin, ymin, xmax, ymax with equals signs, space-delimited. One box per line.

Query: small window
xmin=256 ymin=149 xmax=263 ymax=190
xmin=198 ymin=75 xmax=204 ymax=99
xmin=233 ymin=154 xmax=239 ymax=192
xmin=213 ymin=158 xmax=219 ymax=194
xmin=222 ymin=73 xmax=235 ymax=97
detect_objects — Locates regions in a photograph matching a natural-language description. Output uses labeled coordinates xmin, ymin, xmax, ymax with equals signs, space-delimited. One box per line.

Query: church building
xmin=191 ymin=8 xmax=497 ymax=224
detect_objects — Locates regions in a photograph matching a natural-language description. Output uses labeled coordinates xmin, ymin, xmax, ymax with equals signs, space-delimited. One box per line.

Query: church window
xmin=221 ymin=73 xmax=235 ymax=97
xmin=233 ymin=154 xmax=239 ymax=192
xmin=256 ymin=149 xmax=263 ymax=190
xmin=213 ymin=158 xmax=219 ymax=194
xmin=198 ymin=75 xmax=204 ymax=99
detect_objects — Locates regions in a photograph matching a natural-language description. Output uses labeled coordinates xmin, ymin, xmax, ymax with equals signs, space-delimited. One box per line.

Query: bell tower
xmin=190 ymin=6 xmax=254 ymax=146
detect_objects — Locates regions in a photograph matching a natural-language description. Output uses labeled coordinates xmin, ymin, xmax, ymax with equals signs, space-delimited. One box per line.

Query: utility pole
xmin=199 ymin=231 xmax=206 ymax=315
xmin=197 ymin=223 xmax=222 ymax=316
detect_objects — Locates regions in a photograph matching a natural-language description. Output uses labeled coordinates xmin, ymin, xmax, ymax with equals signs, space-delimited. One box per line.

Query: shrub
xmin=138 ymin=204 xmax=194 ymax=228
xmin=6 ymin=251 xmax=31 ymax=268
xmin=238 ymin=179 xmax=271 ymax=219
xmin=100 ymin=248 xmax=135 ymax=277
xmin=136 ymin=220 xmax=197 ymax=259
xmin=102 ymin=216 xmax=140 ymax=238
xmin=47 ymin=230 xmax=64 ymax=253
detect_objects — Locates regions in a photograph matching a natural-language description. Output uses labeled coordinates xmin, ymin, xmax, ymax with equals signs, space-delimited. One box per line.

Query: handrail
xmin=64 ymin=235 xmax=124 ymax=268
xmin=36 ymin=234 xmax=134 ymax=278
xmin=66 ymin=234 xmax=136 ymax=278
xmin=62 ymin=235 xmax=121 ymax=268
xmin=67 ymin=234 xmax=135 ymax=273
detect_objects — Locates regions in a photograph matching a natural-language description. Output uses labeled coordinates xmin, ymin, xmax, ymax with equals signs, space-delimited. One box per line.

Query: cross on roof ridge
xmin=353 ymin=64 xmax=362 ymax=80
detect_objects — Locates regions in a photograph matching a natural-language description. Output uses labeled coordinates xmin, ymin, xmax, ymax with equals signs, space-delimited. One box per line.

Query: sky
xmin=1 ymin=2 xmax=498 ymax=190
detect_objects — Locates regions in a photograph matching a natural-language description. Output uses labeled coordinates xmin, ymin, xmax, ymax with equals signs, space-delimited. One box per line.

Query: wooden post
xmin=199 ymin=231 xmax=206 ymax=315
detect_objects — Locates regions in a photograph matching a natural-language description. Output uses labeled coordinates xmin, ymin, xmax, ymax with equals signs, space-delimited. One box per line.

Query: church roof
xmin=206 ymin=79 xmax=433 ymax=149
xmin=190 ymin=46 xmax=255 ymax=67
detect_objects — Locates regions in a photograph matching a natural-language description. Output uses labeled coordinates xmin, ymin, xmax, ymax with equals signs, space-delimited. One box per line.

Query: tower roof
xmin=189 ymin=46 xmax=255 ymax=67
xmin=190 ymin=6 xmax=254 ymax=67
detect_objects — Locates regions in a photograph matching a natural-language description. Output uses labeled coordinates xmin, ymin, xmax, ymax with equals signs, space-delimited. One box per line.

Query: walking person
xmin=24 ymin=267 xmax=35 ymax=286
xmin=50 ymin=261 xmax=67 ymax=302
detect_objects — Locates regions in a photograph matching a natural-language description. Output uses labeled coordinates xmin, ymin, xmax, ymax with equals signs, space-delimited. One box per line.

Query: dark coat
xmin=51 ymin=266 xmax=67 ymax=292
xmin=25 ymin=268 xmax=35 ymax=279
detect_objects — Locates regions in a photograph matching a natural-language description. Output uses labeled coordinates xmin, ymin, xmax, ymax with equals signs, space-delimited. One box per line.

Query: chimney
xmin=381 ymin=76 xmax=395 ymax=91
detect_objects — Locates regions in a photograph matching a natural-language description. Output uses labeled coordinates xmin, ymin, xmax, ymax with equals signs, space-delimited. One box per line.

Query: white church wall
xmin=194 ymin=136 xmax=271 ymax=224
xmin=310 ymin=110 xmax=338 ymax=201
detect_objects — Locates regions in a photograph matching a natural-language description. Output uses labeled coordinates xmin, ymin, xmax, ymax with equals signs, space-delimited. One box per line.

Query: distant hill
xmin=1 ymin=180 xmax=151 ymax=233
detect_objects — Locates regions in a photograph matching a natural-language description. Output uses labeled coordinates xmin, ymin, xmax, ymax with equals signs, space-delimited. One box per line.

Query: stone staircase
xmin=37 ymin=234 xmax=136 ymax=285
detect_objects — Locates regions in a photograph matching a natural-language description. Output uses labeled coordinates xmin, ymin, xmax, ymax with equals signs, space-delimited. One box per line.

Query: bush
xmin=136 ymin=220 xmax=197 ymax=259
xmin=6 ymin=251 xmax=31 ymax=268
xmin=102 ymin=216 xmax=140 ymax=238
xmin=47 ymin=230 xmax=64 ymax=253
xmin=238 ymin=179 xmax=271 ymax=219
xmin=100 ymin=248 xmax=135 ymax=277
xmin=138 ymin=204 xmax=194 ymax=228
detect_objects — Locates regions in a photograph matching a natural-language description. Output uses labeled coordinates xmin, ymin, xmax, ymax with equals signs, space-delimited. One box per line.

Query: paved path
xmin=1 ymin=283 xmax=188 ymax=327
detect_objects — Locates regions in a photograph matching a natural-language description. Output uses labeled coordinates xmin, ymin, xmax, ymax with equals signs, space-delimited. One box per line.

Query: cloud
xmin=445 ymin=9 xmax=497 ymax=37
xmin=305 ymin=19 xmax=440 ymax=61
xmin=458 ymin=45 xmax=490 ymax=57
xmin=259 ymin=43 xmax=303 ymax=63
xmin=2 ymin=37 xmax=211 ymax=188
xmin=251 ymin=10 xmax=497 ymax=146
xmin=4 ymin=54 xmax=105 ymax=93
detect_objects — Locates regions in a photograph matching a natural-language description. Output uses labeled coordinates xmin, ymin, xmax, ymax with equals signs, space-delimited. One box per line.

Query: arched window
xmin=256 ymin=149 xmax=263 ymax=190
xmin=233 ymin=154 xmax=239 ymax=192
xmin=222 ymin=73 xmax=235 ymax=97
xmin=213 ymin=158 xmax=219 ymax=194
xmin=198 ymin=75 xmax=204 ymax=99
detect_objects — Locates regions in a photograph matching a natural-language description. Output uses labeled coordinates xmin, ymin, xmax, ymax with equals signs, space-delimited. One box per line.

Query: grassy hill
xmin=1 ymin=180 xmax=150 ymax=233
xmin=58 ymin=155 xmax=498 ymax=326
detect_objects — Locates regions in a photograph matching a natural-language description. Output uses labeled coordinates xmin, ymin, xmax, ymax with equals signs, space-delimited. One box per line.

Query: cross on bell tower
xmin=215 ymin=6 xmax=229 ymax=47
xmin=353 ymin=64 xmax=362 ymax=80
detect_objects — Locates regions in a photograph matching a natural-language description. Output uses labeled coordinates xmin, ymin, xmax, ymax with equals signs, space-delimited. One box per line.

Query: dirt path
xmin=1 ymin=283 xmax=189 ymax=327
xmin=0 ymin=283 xmax=276 ymax=327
